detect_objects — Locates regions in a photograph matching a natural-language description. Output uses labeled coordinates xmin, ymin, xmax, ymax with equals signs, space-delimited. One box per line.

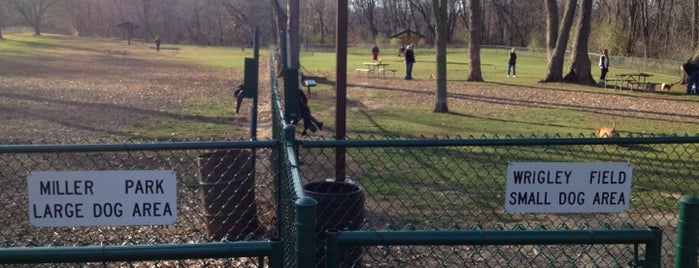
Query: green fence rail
xmin=0 ymin=240 xmax=282 ymax=266
xmin=326 ymin=228 xmax=662 ymax=267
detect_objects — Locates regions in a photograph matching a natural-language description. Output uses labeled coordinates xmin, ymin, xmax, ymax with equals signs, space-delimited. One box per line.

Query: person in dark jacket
xmin=404 ymin=44 xmax=415 ymax=80
xmin=294 ymin=90 xmax=323 ymax=135
xmin=371 ymin=44 xmax=380 ymax=61
xmin=154 ymin=36 xmax=161 ymax=51
xmin=683 ymin=61 xmax=699 ymax=94
xmin=507 ymin=47 xmax=517 ymax=77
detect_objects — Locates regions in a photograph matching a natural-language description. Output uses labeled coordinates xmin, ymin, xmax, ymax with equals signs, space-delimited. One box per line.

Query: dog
xmin=595 ymin=120 xmax=619 ymax=138
xmin=660 ymin=82 xmax=675 ymax=91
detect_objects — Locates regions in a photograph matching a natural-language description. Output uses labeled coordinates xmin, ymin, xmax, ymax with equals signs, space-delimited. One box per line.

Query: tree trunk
xmin=624 ymin=1 xmax=638 ymax=56
xmin=10 ymin=0 xmax=59 ymax=36
xmin=563 ymin=0 xmax=595 ymax=85
xmin=467 ymin=0 xmax=483 ymax=82
xmin=693 ymin=0 xmax=698 ymax=48
xmin=270 ymin=0 xmax=287 ymax=77
xmin=544 ymin=0 xmax=558 ymax=61
xmin=541 ymin=0 xmax=577 ymax=82
xmin=432 ymin=0 xmax=448 ymax=113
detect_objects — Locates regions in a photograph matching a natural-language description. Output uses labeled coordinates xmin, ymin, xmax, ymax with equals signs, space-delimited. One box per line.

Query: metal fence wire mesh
xmin=296 ymin=136 xmax=699 ymax=267
xmin=2 ymin=51 xmax=697 ymax=267
xmin=0 ymin=141 xmax=279 ymax=267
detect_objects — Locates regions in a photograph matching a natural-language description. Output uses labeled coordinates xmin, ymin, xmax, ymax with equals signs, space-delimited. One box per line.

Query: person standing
xmin=404 ymin=44 xmax=415 ymax=80
xmin=683 ymin=62 xmax=699 ymax=94
xmin=507 ymin=47 xmax=517 ymax=77
xmin=599 ymin=49 xmax=610 ymax=82
xmin=154 ymin=36 xmax=161 ymax=52
xmin=371 ymin=44 xmax=380 ymax=61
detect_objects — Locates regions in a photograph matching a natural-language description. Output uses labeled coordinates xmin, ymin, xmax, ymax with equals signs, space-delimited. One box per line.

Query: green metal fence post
xmin=325 ymin=229 xmax=339 ymax=268
xmin=269 ymin=239 xmax=283 ymax=268
xmin=295 ymin=196 xmax=317 ymax=268
xmin=325 ymin=229 xmax=342 ymax=267
xmin=645 ymin=227 xmax=662 ymax=268
xmin=675 ymin=196 xmax=699 ymax=268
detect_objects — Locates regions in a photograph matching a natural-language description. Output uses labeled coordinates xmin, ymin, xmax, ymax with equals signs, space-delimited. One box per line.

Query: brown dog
xmin=595 ymin=120 xmax=619 ymax=138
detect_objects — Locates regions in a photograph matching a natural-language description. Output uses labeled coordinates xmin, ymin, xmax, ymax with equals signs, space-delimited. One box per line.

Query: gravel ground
xmin=0 ymin=37 xmax=244 ymax=143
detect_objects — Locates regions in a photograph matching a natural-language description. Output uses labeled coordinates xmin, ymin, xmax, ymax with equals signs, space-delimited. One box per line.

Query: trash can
xmin=304 ymin=180 xmax=365 ymax=267
xmin=198 ymin=149 xmax=258 ymax=241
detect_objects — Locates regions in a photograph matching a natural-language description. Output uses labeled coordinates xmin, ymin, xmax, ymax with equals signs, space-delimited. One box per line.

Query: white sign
xmin=28 ymin=170 xmax=177 ymax=227
xmin=505 ymin=162 xmax=632 ymax=213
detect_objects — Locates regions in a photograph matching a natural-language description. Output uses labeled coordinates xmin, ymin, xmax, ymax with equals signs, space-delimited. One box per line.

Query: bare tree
xmin=0 ymin=1 xmax=4 ymax=39
xmin=541 ymin=0 xmax=577 ymax=82
xmin=407 ymin=0 xmax=435 ymax=43
xmin=563 ymin=0 xmax=594 ymax=85
xmin=694 ymin=0 xmax=698 ymax=48
xmin=8 ymin=0 xmax=59 ymax=35
xmin=269 ymin=0 xmax=288 ymax=76
xmin=544 ymin=0 xmax=558 ymax=60
xmin=466 ymin=0 xmax=483 ymax=82
xmin=432 ymin=0 xmax=448 ymax=113
xmin=352 ymin=0 xmax=379 ymax=40
xmin=311 ymin=0 xmax=330 ymax=43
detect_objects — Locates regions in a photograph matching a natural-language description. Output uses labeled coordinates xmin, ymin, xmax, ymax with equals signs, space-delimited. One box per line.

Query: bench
xmin=644 ymin=82 xmax=660 ymax=92
xmin=108 ymin=50 xmax=129 ymax=57
xmin=355 ymin=68 xmax=372 ymax=77
xmin=601 ymin=79 xmax=620 ymax=89
xmin=380 ymin=69 xmax=397 ymax=77
xmin=628 ymin=81 xmax=659 ymax=91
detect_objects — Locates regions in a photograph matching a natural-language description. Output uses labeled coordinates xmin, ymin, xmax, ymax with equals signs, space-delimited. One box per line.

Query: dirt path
xmin=0 ymin=36 xmax=243 ymax=142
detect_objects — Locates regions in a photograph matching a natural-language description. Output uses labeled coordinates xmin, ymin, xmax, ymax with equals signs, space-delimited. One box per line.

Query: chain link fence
xmin=0 ymin=140 xmax=280 ymax=267
xmin=295 ymin=136 xmax=699 ymax=267
xmin=1 ymin=51 xmax=696 ymax=267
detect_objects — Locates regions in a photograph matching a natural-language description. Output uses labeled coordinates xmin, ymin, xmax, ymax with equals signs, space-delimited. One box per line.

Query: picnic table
xmin=356 ymin=62 xmax=395 ymax=77
xmin=613 ymin=73 xmax=656 ymax=91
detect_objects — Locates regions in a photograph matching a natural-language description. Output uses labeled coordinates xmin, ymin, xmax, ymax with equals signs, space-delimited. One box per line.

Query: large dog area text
xmin=28 ymin=170 xmax=177 ymax=227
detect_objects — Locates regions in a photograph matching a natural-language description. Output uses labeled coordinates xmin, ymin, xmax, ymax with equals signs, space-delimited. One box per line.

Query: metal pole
xmin=269 ymin=239 xmax=283 ymax=268
xmin=675 ymin=196 xmax=699 ymax=268
xmin=645 ymin=227 xmax=662 ymax=268
xmin=250 ymin=28 xmax=259 ymax=141
xmin=295 ymin=196 xmax=317 ymax=268
xmin=335 ymin=0 xmax=348 ymax=182
xmin=325 ymin=229 xmax=340 ymax=268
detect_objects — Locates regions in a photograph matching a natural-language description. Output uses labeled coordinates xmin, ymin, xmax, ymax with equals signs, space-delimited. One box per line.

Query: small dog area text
xmin=505 ymin=162 xmax=632 ymax=213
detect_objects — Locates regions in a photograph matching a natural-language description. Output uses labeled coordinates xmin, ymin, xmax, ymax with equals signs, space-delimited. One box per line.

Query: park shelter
xmin=115 ymin=21 xmax=140 ymax=45
xmin=389 ymin=29 xmax=426 ymax=45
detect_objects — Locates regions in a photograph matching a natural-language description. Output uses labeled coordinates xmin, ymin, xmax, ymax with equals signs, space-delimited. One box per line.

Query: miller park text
xmin=32 ymin=179 xmax=173 ymax=219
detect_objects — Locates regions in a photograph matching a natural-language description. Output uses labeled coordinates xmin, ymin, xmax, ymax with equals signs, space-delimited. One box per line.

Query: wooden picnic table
xmin=360 ymin=62 xmax=393 ymax=77
xmin=613 ymin=73 xmax=655 ymax=91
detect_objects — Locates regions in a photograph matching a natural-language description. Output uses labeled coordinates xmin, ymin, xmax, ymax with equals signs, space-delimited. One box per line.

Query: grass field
xmin=2 ymin=33 xmax=698 ymax=139
xmin=2 ymin=34 xmax=697 ymax=266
